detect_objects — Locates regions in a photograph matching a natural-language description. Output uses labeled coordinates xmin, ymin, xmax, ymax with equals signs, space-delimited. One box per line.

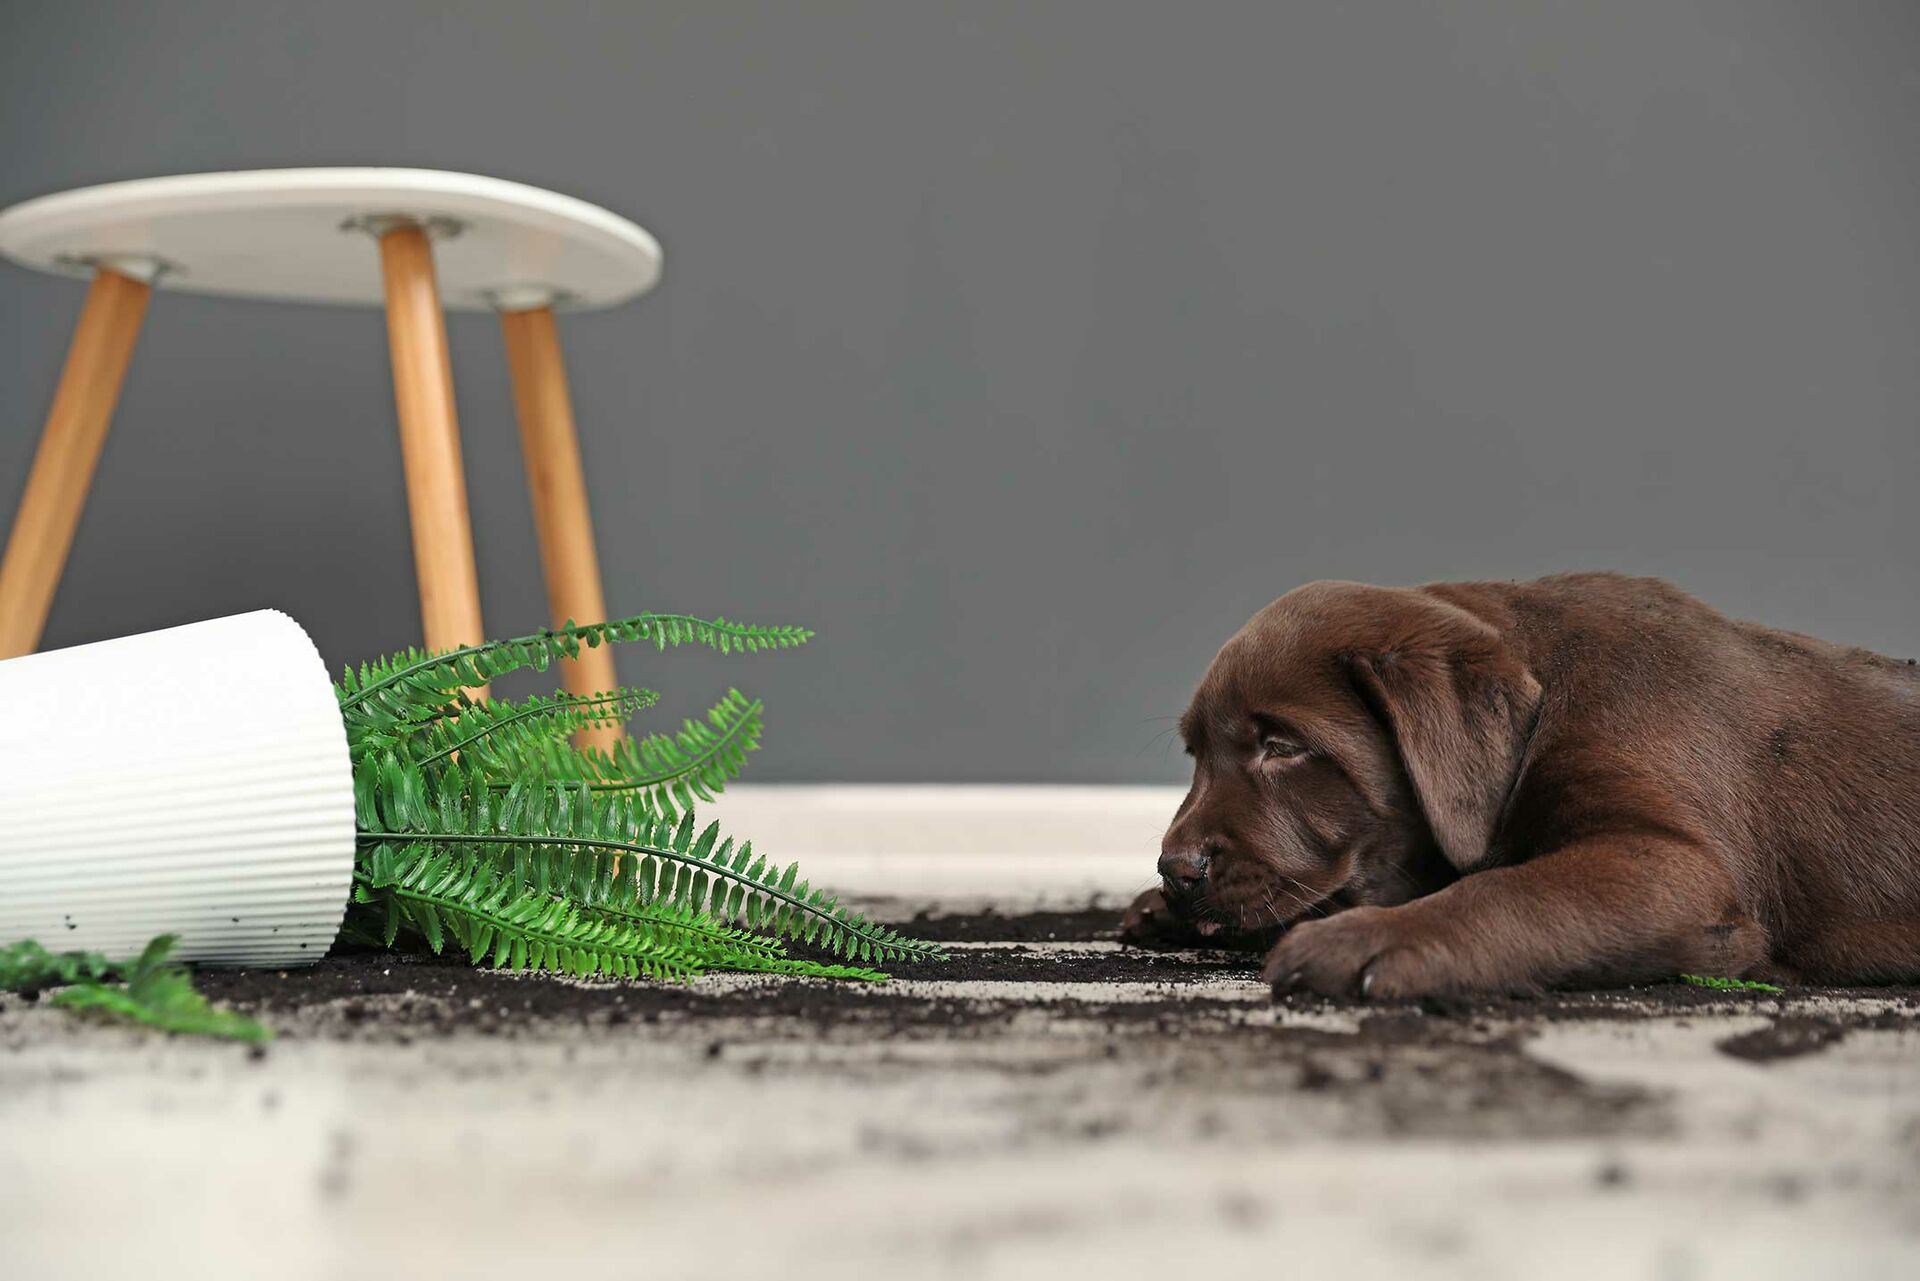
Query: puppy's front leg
xmin=1264 ymin=837 xmax=1765 ymax=999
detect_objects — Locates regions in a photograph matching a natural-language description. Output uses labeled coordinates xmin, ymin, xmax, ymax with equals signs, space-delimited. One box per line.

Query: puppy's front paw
xmin=1262 ymin=907 xmax=1449 ymax=1000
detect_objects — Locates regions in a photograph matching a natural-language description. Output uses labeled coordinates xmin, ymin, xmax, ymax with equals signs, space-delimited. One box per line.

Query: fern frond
xmin=566 ymin=861 xmax=890 ymax=982
xmin=354 ymin=842 xmax=707 ymax=980
xmin=507 ymin=688 xmax=765 ymax=815
xmin=1679 ymin=973 xmax=1785 ymax=994
xmin=0 ymin=938 xmax=116 ymax=990
xmin=333 ymin=610 xmax=939 ymax=991
xmin=412 ymin=689 xmax=660 ymax=768
xmin=713 ymin=953 xmax=893 ymax=982
xmin=354 ymin=841 xmax=892 ymax=982
xmin=337 ymin=614 xmax=811 ymax=730
xmin=359 ymin=763 xmax=945 ymax=967
xmin=53 ymin=965 xmax=270 ymax=1042
xmin=2 ymin=935 xmax=269 ymax=1042
xmin=347 ymin=688 xmax=659 ymax=767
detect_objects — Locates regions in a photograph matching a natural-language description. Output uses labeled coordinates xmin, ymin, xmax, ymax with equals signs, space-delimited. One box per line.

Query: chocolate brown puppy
xmin=1125 ymin=572 xmax=1920 ymax=998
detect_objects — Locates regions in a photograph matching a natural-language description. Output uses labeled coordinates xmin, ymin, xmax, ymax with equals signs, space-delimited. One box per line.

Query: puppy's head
xmin=1160 ymin=581 xmax=1540 ymax=933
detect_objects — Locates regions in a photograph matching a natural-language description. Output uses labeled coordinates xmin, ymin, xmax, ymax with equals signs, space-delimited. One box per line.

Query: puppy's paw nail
xmin=1360 ymin=970 xmax=1375 ymax=998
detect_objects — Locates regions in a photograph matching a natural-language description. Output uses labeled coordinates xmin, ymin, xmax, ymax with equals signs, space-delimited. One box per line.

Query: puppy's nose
xmin=1158 ymin=842 xmax=1211 ymax=898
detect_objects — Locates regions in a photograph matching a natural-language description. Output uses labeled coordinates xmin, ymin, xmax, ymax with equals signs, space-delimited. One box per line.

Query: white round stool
xmin=0 ymin=168 xmax=662 ymax=742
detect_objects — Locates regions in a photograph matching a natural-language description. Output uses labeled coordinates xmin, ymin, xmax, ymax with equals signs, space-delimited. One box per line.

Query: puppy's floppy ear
xmin=1343 ymin=610 xmax=1540 ymax=871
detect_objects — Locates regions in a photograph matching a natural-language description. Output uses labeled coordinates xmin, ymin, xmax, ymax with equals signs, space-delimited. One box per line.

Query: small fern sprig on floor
xmin=338 ymin=612 xmax=942 ymax=985
xmin=0 ymin=938 xmax=115 ymax=991
xmin=1680 ymin=973 xmax=1784 ymax=994
xmin=0 ymin=936 xmax=269 ymax=1042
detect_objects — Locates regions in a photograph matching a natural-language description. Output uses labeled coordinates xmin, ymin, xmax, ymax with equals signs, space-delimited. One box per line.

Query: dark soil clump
xmin=904 ymin=906 xmax=1123 ymax=944
xmin=1716 ymin=1017 xmax=1850 ymax=1063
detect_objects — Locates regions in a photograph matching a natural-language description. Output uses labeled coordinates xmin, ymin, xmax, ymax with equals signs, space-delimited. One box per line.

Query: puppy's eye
xmin=1261 ymin=736 xmax=1310 ymax=762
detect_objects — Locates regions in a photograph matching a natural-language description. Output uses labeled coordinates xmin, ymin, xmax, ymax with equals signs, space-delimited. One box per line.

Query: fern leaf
xmin=53 ymin=967 xmax=270 ymax=1042
xmin=1679 ymin=973 xmax=1785 ymax=994
xmin=567 ymin=884 xmax=890 ymax=982
xmin=335 ymin=611 xmax=941 ymax=990
xmin=353 ymin=843 xmax=716 ymax=981
xmin=3 ymin=935 xmax=269 ymax=1042
xmin=511 ymin=689 xmax=766 ymax=817
xmin=0 ymin=938 xmax=117 ymax=991
xmin=358 ymin=766 xmax=946 ymax=967
xmin=407 ymin=688 xmax=660 ymax=768
xmin=337 ymin=613 xmax=812 ymax=731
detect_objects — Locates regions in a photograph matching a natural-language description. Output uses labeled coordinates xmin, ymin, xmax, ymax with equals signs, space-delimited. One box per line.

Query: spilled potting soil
xmin=8 ymin=906 xmax=1920 ymax=1280
xmin=171 ymin=906 xmax=1920 ymax=1090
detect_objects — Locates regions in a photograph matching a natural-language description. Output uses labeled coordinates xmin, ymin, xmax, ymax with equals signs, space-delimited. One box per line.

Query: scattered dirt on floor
xmin=8 ymin=910 xmax=1919 ymax=1275
xmin=177 ymin=907 xmax=1920 ymax=1057
xmin=188 ymin=950 xmax=1648 ymax=1140
xmin=1712 ymin=1008 xmax=1920 ymax=1063
xmin=903 ymin=906 xmax=1130 ymax=944
xmin=12 ymin=909 xmax=1920 ymax=1146
xmin=1717 ymin=1016 xmax=1851 ymax=1063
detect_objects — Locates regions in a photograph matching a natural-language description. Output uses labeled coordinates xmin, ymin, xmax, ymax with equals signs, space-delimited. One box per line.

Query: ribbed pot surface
xmin=0 ymin=610 xmax=355 ymax=966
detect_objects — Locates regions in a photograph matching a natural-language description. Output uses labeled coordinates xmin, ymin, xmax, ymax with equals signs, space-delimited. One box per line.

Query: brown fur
xmin=1126 ymin=573 xmax=1920 ymax=997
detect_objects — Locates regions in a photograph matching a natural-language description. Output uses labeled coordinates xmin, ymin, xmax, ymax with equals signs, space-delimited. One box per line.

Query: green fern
xmin=408 ymin=689 xmax=660 ymax=769
xmin=356 ymin=840 xmax=712 ymax=980
xmin=495 ymin=688 xmax=766 ymax=817
xmin=337 ymin=614 xmax=810 ymax=738
xmin=1680 ymin=973 xmax=1784 ymax=994
xmin=0 ymin=937 xmax=116 ymax=990
xmin=339 ymin=612 xmax=942 ymax=985
xmin=0 ymin=936 xmax=269 ymax=1043
xmin=357 ymin=761 xmax=939 ymax=968
xmin=355 ymin=841 xmax=888 ymax=982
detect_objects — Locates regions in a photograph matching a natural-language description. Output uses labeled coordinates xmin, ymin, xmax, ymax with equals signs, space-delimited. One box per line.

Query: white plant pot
xmin=0 ymin=610 xmax=355 ymax=966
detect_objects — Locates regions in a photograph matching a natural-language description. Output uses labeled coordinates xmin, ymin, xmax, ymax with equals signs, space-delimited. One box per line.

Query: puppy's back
xmin=1489 ymin=572 xmax=1920 ymax=955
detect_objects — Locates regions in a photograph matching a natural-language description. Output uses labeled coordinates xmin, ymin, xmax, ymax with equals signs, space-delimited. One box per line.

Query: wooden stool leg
xmin=376 ymin=225 xmax=488 ymax=685
xmin=499 ymin=303 xmax=622 ymax=752
xmin=0 ymin=268 xmax=152 ymax=659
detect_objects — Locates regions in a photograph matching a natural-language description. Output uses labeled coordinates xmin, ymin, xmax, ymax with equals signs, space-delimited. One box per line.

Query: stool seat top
xmin=0 ymin=168 xmax=662 ymax=313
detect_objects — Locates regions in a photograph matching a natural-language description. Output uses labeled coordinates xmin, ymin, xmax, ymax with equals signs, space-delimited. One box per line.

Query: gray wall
xmin=3 ymin=2 xmax=1916 ymax=782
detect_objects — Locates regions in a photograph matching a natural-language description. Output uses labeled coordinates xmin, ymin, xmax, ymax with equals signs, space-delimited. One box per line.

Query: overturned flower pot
xmin=0 ymin=611 xmax=355 ymax=967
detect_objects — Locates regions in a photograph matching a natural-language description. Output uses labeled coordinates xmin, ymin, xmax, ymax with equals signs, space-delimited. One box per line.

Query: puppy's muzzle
xmin=1157 ymin=841 xmax=1211 ymax=903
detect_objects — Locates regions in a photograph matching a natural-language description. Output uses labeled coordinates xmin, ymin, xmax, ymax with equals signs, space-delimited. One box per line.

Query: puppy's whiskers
xmin=1263 ymin=874 xmax=1317 ymax=923
xmin=1259 ymin=889 xmax=1283 ymax=930
xmin=1138 ymin=725 xmax=1183 ymax=759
